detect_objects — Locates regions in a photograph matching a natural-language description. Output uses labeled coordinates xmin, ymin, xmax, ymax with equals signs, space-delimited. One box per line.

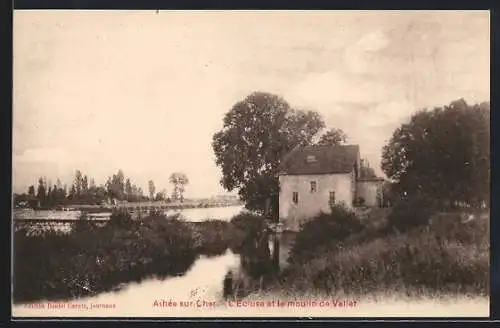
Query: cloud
xmin=14 ymin=148 xmax=68 ymax=164
xmin=356 ymin=30 xmax=390 ymax=52
xmin=344 ymin=30 xmax=390 ymax=74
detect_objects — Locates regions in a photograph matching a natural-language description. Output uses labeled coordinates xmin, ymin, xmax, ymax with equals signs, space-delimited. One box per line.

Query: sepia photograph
xmin=12 ymin=10 xmax=490 ymax=318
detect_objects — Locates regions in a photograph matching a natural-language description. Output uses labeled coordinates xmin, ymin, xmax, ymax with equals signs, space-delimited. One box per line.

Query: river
xmin=13 ymin=205 xmax=245 ymax=222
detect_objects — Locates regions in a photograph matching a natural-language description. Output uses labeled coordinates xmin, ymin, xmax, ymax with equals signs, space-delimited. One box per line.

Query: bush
xmin=289 ymin=204 xmax=364 ymax=263
xmin=230 ymin=212 xmax=266 ymax=237
xmin=387 ymin=195 xmax=434 ymax=232
xmin=191 ymin=220 xmax=241 ymax=257
xmin=71 ymin=213 xmax=99 ymax=234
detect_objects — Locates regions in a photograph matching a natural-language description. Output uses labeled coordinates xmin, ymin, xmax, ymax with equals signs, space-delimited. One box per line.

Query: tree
xmin=46 ymin=185 xmax=53 ymax=206
xmin=36 ymin=177 xmax=46 ymax=207
xmin=360 ymin=158 xmax=377 ymax=179
xmin=381 ymin=99 xmax=490 ymax=209
xmin=116 ymin=170 xmax=125 ymax=200
xmin=106 ymin=170 xmax=126 ymax=201
xmin=68 ymin=185 xmax=77 ymax=201
xmin=74 ymin=170 xmax=83 ymax=198
xmin=155 ymin=190 xmax=166 ymax=201
xmin=28 ymin=185 xmax=35 ymax=197
xmin=125 ymin=178 xmax=133 ymax=201
xmin=316 ymin=128 xmax=347 ymax=146
xmin=82 ymin=175 xmax=89 ymax=195
xmin=169 ymin=173 xmax=189 ymax=203
xmin=212 ymin=91 xmax=325 ymax=216
xmin=148 ymin=180 xmax=156 ymax=201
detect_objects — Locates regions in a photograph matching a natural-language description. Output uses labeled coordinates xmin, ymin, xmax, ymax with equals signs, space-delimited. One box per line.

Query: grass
xmin=267 ymin=204 xmax=489 ymax=298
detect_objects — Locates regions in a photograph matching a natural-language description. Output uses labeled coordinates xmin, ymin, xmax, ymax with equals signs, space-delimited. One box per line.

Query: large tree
xmin=212 ymin=91 xmax=325 ymax=217
xmin=381 ymin=99 xmax=490 ymax=209
xmin=316 ymin=127 xmax=347 ymax=146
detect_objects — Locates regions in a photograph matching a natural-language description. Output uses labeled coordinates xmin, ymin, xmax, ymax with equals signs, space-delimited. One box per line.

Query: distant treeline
xmin=14 ymin=169 xmax=191 ymax=209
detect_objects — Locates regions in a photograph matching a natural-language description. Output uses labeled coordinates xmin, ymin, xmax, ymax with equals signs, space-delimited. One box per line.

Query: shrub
xmin=191 ymin=220 xmax=239 ymax=257
xmin=108 ymin=209 xmax=134 ymax=228
xmin=71 ymin=213 xmax=99 ymax=234
xmin=289 ymin=204 xmax=364 ymax=263
xmin=387 ymin=195 xmax=434 ymax=232
xmin=230 ymin=212 xmax=266 ymax=237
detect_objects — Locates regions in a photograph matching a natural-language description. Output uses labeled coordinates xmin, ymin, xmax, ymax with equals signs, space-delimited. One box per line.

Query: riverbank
xmin=266 ymin=205 xmax=489 ymax=299
xmin=13 ymin=211 xmax=252 ymax=303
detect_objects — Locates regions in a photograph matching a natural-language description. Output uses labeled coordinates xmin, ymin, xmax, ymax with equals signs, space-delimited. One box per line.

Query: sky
xmin=13 ymin=10 xmax=490 ymax=198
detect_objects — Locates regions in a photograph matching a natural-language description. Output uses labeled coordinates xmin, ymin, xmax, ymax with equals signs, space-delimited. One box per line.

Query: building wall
xmin=279 ymin=172 xmax=354 ymax=231
xmin=356 ymin=180 xmax=383 ymax=207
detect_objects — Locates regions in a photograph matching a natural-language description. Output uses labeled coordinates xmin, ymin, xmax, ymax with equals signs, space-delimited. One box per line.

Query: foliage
xmin=212 ymin=92 xmax=325 ymax=216
xmin=108 ymin=208 xmax=135 ymax=228
xmin=14 ymin=213 xmax=195 ymax=302
xmin=148 ymin=180 xmax=156 ymax=201
xmin=359 ymin=158 xmax=377 ymax=179
xmin=169 ymin=172 xmax=189 ymax=202
xmin=386 ymin=195 xmax=434 ymax=232
xmin=230 ymin=212 xmax=267 ymax=238
xmin=15 ymin=168 xmax=175 ymax=208
xmin=381 ymin=99 xmax=490 ymax=209
xmin=13 ymin=210 xmax=261 ymax=303
xmin=278 ymin=210 xmax=489 ymax=297
xmin=316 ymin=128 xmax=347 ymax=146
xmin=191 ymin=220 xmax=244 ymax=257
xmin=289 ymin=204 xmax=364 ymax=262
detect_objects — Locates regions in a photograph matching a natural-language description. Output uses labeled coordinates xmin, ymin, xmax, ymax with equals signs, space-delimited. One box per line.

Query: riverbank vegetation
xmin=13 ymin=210 xmax=257 ymax=303
xmin=269 ymin=203 xmax=489 ymax=298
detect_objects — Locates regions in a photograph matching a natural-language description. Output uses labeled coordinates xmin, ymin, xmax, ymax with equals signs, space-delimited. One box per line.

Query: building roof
xmin=279 ymin=144 xmax=360 ymax=175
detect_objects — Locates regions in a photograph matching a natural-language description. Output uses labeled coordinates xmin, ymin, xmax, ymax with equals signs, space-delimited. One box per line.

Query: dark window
xmin=329 ymin=191 xmax=335 ymax=205
xmin=310 ymin=181 xmax=317 ymax=193
xmin=292 ymin=192 xmax=299 ymax=204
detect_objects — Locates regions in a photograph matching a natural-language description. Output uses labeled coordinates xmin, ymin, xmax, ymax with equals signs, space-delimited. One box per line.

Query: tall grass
xmin=275 ymin=205 xmax=489 ymax=298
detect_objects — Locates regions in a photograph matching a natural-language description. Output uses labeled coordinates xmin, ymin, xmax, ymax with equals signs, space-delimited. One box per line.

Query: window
xmin=292 ymin=192 xmax=299 ymax=204
xmin=306 ymin=155 xmax=317 ymax=163
xmin=310 ymin=181 xmax=317 ymax=193
xmin=329 ymin=191 xmax=336 ymax=205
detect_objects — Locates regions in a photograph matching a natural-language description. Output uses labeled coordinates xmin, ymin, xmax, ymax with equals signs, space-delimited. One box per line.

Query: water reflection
xmin=222 ymin=231 xmax=294 ymax=300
